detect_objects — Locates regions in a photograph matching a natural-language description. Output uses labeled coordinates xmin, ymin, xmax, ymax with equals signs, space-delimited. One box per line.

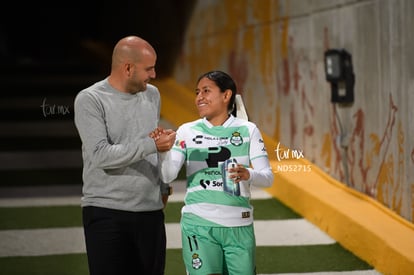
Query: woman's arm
xmin=247 ymin=126 xmax=274 ymax=187
xmin=247 ymin=157 xmax=274 ymax=187
xmin=159 ymin=149 xmax=185 ymax=183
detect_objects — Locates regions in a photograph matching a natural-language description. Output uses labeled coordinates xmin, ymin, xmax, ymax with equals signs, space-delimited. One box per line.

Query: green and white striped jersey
xmin=160 ymin=115 xmax=273 ymax=227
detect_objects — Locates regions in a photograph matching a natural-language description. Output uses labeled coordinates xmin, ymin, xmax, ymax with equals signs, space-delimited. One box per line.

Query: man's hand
xmin=149 ymin=127 xmax=164 ymax=140
xmin=162 ymin=194 xmax=169 ymax=209
xmin=149 ymin=127 xmax=176 ymax=152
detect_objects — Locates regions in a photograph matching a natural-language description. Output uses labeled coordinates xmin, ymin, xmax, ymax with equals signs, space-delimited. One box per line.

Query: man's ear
xmin=124 ymin=63 xmax=132 ymax=77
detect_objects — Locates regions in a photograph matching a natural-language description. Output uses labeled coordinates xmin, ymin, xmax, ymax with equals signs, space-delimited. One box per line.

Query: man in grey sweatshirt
xmin=74 ymin=35 xmax=176 ymax=275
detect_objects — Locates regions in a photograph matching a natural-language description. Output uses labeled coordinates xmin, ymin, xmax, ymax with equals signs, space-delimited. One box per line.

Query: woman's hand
xmin=228 ymin=163 xmax=250 ymax=183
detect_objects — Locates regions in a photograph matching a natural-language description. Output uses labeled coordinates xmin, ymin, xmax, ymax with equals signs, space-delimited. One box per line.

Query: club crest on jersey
xmin=191 ymin=253 xmax=203 ymax=269
xmin=230 ymin=131 xmax=243 ymax=146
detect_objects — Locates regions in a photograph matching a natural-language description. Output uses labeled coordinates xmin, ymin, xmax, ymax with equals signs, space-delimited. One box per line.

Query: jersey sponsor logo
xmin=257 ymin=138 xmax=268 ymax=153
xmin=199 ymin=179 xmax=223 ymax=189
xmin=230 ymin=131 xmax=243 ymax=146
xmin=203 ymin=170 xmax=222 ymax=176
xmin=205 ymin=147 xmax=231 ymax=167
xmin=192 ymin=135 xmax=203 ymax=144
xmin=192 ymin=134 xmax=229 ymax=145
xmin=200 ymin=147 xmax=233 ymax=190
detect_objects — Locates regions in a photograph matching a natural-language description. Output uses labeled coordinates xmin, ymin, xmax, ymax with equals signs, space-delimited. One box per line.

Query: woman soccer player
xmin=157 ymin=70 xmax=274 ymax=275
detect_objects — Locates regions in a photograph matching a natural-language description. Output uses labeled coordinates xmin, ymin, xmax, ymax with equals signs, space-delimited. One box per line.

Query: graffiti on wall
xmin=174 ymin=0 xmax=413 ymax=221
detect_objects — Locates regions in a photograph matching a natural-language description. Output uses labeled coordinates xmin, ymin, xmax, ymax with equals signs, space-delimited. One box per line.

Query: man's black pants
xmin=83 ymin=206 xmax=166 ymax=275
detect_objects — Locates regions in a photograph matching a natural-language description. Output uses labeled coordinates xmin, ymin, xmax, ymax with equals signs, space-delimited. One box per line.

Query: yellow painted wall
xmin=159 ymin=1 xmax=414 ymax=272
xmin=171 ymin=0 xmax=414 ymax=223
xmin=154 ymin=76 xmax=414 ymax=275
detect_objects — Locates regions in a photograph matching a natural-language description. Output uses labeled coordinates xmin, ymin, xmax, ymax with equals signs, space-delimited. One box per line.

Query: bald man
xmin=74 ymin=35 xmax=175 ymax=275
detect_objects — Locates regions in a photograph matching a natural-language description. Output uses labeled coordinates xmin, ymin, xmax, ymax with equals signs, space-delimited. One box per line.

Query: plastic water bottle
xmin=221 ymin=158 xmax=240 ymax=196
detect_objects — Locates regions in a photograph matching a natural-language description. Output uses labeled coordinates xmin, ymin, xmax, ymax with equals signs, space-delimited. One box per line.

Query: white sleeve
xmin=159 ymin=149 xmax=185 ymax=183
xmin=247 ymin=157 xmax=273 ymax=187
xmin=247 ymin=127 xmax=274 ymax=187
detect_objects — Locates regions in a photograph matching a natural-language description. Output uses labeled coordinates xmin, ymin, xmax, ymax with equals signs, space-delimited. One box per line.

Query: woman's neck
xmin=208 ymin=113 xmax=230 ymax=126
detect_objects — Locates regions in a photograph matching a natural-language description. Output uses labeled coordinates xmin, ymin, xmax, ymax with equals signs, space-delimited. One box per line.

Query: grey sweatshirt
xmin=74 ymin=78 xmax=164 ymax=212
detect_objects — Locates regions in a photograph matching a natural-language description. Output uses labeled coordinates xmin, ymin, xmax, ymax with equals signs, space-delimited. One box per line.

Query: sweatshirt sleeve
xmin=74 ymin=91 xmax=157 ymax=170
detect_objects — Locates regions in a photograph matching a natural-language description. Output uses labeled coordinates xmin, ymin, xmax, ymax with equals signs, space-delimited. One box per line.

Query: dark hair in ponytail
xmin=197 ymin=70 xmax=237 ymax=116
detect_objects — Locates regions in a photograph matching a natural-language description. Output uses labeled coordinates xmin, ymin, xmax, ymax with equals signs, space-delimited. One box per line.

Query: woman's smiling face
xmin=195 ymin=77 xmax=231 ymax=125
